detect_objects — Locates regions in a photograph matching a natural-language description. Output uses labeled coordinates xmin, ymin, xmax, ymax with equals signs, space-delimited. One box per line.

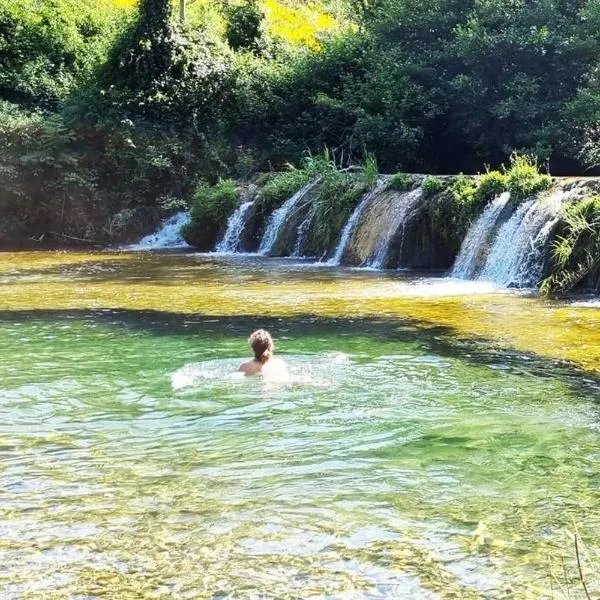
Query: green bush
xmin=181 ymin=179 xmax=240 ymax=250
xmin=224 ymin=0 xmax=265 ymax=54
xmin=308 ymin=170 xmax=369 ymax=256
xmin=0 ymin=0 xmax=122 ymax=108
xmin=388 ymin=172 xmax=415 ymax=191
xmin=0 ymin=99 xmax=206 ymax=246
xmin=99 ymin=0 xmax=235 ymax=128
xmin=255 ymin=168 xmax=311 ymax=218
xmin=541 ymin=196 xmax=600 ymax=294
xmin=421 ymin=176 xmax=445 ymax=198
xmin=475 ymin=170 xmax=508 ymax=204
xmin=504 ymin=153 xmax=552 ymax=203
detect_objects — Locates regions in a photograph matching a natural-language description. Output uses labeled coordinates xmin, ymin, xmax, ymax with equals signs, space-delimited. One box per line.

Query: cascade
xmin=292 ymin=206 xmax=316 ymax=258
xmin=258 ymin=182 xmax=315 ymax=255
xmin=215 ymin=201 xmax=255 ymax=253
xmin=127 ymin=211 xmax=190 ymax=250
xmin=451 ymin=193 xmax=511 ymax=279
xmin=328 ymin=178 xmax=389 ymax=266
xmin=365 ymin=188 xmax=423 ymax=269
xmin=478 ymin=191 xmax=563 ymax=287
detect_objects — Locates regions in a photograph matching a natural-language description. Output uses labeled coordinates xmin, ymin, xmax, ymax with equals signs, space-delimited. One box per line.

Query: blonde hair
xmin=249 ymin=329 xmax=273 ymax=364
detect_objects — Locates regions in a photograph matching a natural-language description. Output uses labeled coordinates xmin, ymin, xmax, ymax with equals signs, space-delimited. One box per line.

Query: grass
xmin=388 ymin=172 xmax=416 ymax=191
xmin=540 ymin=196 xmax=600 ymax=294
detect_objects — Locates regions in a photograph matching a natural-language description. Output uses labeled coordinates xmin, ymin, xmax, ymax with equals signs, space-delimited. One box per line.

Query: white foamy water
xmin=127 ymin=211 xmax=190 ymax=250
xmin=570 ymin=298 xmax=600 ymax=307
xmin=478 ymin=192 xmax=563 ymax=287
xmin=259 ymin=182 xmax=316 ymax=255
xmin=366 ymin=187 xmax=423 ymax=269
xmin=215 ymin=201 xmax=255 ymax=254
xmin=171 ymin=353 xmax=352 ymax=391
xmin=328 ymin=178 xmax=390 ymax=266
xmin=451 ymin=192 xmax=511 ymax=279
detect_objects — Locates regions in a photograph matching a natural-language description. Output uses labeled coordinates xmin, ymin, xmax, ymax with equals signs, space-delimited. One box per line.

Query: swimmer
xmin=239 ymin=329 xmax=288 ymax=378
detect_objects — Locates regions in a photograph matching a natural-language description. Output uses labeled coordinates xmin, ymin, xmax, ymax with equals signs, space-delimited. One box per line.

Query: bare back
xmin=239 ymin=357 xmax=288 ymax=379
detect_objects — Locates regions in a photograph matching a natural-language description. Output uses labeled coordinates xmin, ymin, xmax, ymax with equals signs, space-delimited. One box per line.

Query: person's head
xmin=249 ymin=329 xmax=273 ymax=364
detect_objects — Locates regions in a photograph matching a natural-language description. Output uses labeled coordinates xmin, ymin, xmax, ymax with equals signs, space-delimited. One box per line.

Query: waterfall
xmin=451 ymin=192 xmax=511 ymax=279
xmin=328 ymin=178 xmax=389 ymax=266
xmin=258 ymin=182 xmax=315 ymax=255
xmin=292 ymin=206 xmax=316 ymax=258
xmin=127 ymin=211 xmax=190 ymax=250
xmin=215 ymin=201 xmax=254 ymax=253
xmin=366 ymin=188 xmax=423 ymax=269
xmin=478 ymin=192 xmax=563 ymax=287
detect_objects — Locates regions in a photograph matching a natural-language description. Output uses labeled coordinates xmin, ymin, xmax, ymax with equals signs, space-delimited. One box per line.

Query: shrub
xmin=475 ymin=170 xmax=508 ymax=204
xmin=421 ymin=176 xmax=445 ymax=197
xmin=504 ymin=153 xmax=552 ymax=203
xmin=99 ymin=0 xmax=235 ymax=128
xmin=0 ymin=0 xmax=122 ymax=108
xmin=181 ymin=179 xmax=240 ymax=250
xmin=541 ymin=196 xmax=600 ymax=294
xmin=224 ymin=0 xmax=265 ymax=54
xmin=308 ymin=169 xmax=369 ymax=256
xmin=388 ymin=172 xmax=415 ymax=191
xmin=255 ymin=167 xmax=311 ymax=218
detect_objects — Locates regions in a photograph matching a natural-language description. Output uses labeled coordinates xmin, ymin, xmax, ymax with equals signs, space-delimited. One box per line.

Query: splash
xmin=127 ymin=211 xmax=190 ymax=250
xmin=215 ymin=201 xmax=255 ymax=254
xmin=478 ymin=192 xmax=563 ymax=287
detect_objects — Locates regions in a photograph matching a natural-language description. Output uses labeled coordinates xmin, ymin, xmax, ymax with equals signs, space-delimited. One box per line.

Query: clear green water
xmin=1 ymin=252 xmax=600 ymax=598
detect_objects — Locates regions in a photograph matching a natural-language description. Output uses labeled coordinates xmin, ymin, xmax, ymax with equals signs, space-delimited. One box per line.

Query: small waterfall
xmin=215 ymin=201 xmax=254 ymax=253
xmin=478 ymin=192 xmax=563 ymax=287
xmin=451 ymin=192 xmax=511 ymax=279
xmin=258 ymin=182 xmax=315 ymax=255
xmin=292 ymin=207 xmax=316 ymax=258
xmin=366 ymin=188 xmax=423 ymax=269
xmin=328 ymin=178 xmax=389 ymax=266
xmin=127 ymin=211 xmax=190 ymax=250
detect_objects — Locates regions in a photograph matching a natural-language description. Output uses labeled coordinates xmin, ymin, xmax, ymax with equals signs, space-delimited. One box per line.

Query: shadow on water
xmin=1 ymin=308 xmax=599 ymax=399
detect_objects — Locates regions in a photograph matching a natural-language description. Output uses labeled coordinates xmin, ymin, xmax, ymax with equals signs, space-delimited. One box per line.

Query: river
xmin=1 ymin=251 xmax=599 ymax=598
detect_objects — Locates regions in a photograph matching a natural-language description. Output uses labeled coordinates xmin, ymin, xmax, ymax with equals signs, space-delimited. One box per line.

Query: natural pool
xmin=1 ymin=251 xmax=600 ymax=598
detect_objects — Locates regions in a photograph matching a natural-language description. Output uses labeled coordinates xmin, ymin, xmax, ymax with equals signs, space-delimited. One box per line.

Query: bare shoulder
xmin=239 ymin=360 xmax=260 ymax=376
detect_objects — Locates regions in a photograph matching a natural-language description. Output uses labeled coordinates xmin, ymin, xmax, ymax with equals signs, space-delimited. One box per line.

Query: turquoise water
xmin=1 ymin=253 xmax=600 ymax=598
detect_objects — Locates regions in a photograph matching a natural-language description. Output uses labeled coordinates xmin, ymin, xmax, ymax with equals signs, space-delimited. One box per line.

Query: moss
xmin=307 ymin=170 xmax=369 ymax=256
xmin=504 ymin=153 xmax=552 ymax=203
xmin=541 ymin=196 xmax=600 ymax=294
xmin=388 ymin=172 xmax=415 ymax=191
xmin=181 ymin=179 xmax=240 ymax=250
xmin=254 ymin=168 xmax=311 ymax=219
xmin=421 ymin=176 xmax=446 ymax=197
xmin=423 ymin=173 xmax=498 ymax=259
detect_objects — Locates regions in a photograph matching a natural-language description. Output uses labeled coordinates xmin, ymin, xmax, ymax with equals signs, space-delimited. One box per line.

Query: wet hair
xmin=249 ymin=329 xmax=273 ymax=364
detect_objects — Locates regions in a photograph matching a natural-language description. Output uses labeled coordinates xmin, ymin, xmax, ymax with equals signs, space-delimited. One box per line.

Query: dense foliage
xmin=3 ymin=0 xmax=600 ymax=254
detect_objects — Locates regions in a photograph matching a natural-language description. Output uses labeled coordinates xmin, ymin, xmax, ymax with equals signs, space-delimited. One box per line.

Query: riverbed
xmin=1 ymin=251 xmax=599 ymax=598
